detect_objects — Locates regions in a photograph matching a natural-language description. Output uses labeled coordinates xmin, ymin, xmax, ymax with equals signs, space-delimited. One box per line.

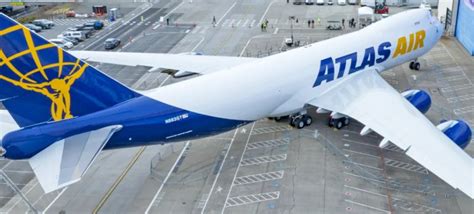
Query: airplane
xmin=0 ymin=9 xmax=472 ymax=198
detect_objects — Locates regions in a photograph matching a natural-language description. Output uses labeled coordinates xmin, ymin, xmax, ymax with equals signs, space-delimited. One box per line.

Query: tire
xmin=414 ymin=62 xmax=420 ymax=71
xmin=304 ymin=116 xmax=312 ymax=126
xmin=409 ymin=61 xmax=414 ymax=70
xmin=295 ymin=119 xmax=305 ymax=129
xmin=336 ymin=120 xmax=343 ymax=129
xmin=344 ymin=117 xmax=350 ymax=125
xmin=328 ymin=118 xmax=333 ymax=127
xmin=274 ymin=117 xmax=282 ymax=122
xmin=290 ymin=119 xmax=295 ymax=127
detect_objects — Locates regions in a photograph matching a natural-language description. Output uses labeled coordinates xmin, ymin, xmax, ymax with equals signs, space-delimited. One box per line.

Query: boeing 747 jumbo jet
xmin=0 ymin=9 xmax=472 ymax=198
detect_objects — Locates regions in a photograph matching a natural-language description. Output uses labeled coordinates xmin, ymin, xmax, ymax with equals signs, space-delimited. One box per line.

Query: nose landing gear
xmin=409 ymin=60 xmax=421 ymax=71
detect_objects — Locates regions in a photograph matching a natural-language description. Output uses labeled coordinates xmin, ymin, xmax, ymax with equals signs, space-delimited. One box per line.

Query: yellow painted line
xmin=93 ymin=146 xmax=146 ymax=214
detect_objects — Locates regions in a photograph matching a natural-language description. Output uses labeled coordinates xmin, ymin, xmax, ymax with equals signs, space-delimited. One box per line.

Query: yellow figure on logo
xmin=0 ymin=25 xmax=87 ymax=121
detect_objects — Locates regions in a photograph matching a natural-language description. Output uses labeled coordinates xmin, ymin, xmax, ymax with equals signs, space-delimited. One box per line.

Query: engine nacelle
xmin=437 ymin=120 xmax=472 ymax=149
xmin=402 ymin=89 xmax=431 ymax=114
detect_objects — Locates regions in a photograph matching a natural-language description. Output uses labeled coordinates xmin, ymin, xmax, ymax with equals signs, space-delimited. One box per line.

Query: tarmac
xmin=0 ymin=0 xmax=473 ymax=213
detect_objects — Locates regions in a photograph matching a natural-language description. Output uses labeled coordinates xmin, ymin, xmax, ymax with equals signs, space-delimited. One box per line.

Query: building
xmin=455 ymin=0 xmax=474 ymax=55
xmin=440 ymin=0 xmax=474 ymax=55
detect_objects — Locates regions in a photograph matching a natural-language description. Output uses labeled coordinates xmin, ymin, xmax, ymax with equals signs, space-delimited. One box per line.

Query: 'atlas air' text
xmin=313 ymin=30 xmax=426 ymax=87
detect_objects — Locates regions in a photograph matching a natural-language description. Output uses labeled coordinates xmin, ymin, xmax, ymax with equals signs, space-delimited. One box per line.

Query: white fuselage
xmin=146 ymin=9 xmax=443 ymax=121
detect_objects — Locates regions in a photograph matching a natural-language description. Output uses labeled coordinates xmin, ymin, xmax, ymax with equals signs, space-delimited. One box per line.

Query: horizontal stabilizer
xmin=29 ymin=125 xmax=122 ymax=193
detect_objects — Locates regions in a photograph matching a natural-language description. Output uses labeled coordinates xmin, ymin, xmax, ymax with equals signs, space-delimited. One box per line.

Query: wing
xmin=70 ymin=51 xmax=256 ymax=75
xmin=28 ymin=125 xmax=122 ymax=193
xmin=307 ymin=69 xmax=474 ymax=198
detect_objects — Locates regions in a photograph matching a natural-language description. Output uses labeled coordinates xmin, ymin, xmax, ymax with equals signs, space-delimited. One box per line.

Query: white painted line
xmin=440 ymin=84 xmax=473 ymax=93
xmin=221 ymin=123 xmax=256 ymax=214
xmin=258 ymin=0 xmax=276 ymax=26
xmin=344 ymin=185 xmax=388 ymax=198
xmin=343 ymin=149 xmax=379 ymax=159
xmin=273 ymin=27 xmax=279 ymax=34
xmin=447 ymin=94 xmax=474 ymax=103
xmin=200 ymin=129 xmax=239 ymax=214
xmin=454 ymin=105 xmax=474 ymax=115
xmin=144 ymin=141 xmax=190 ymax=214
xmin=242 ymin=19 xmax=249 ymax=27
xmin=42 ymin=187 xmax=68 ymax=213
xmin=217 ymin=2 xmax=237 ymax=25
xmin=345 ymin=199 xmax=390 ymax=213
xmin=163 ymin=0 xmax=185 ymax=18
xmin=250 ymin=19 xmax=256 ymax=27
xmin=234 ymin=19 xmax=241 ymax=27
xmin=185 ymin=29 xmax=191 ymax=33
xmin=191 ymin=36 xmax=205 ymax=52
xmin=345 ymin=161 xmax=382 ymax=171
xmin=152 ymin=24 xmax=161 ymax=30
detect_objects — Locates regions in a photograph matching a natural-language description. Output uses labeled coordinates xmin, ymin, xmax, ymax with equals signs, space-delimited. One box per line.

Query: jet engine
xmin=437 ymin=120 xmax=472 ymax=149
xmin=402 ymin=89 xmax=431 ymax=114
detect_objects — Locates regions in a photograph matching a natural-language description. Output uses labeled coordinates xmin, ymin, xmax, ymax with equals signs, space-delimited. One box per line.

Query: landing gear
xmin=328 ymin=116 xmax=350 ymax=129
xmin=289 ymin=113 xmax=312 ymax=129
xmin=409 ymin=60 xmax=420 ymax=71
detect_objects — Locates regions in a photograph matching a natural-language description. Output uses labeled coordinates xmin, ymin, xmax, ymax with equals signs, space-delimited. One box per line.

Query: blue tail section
xmin=0 ymin=13 xmax=140 ymax=127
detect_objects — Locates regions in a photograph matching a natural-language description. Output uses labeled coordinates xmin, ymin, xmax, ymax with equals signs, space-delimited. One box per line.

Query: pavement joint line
xmin=221 ymin=122 xmax=256 ymax=214
xmin=200 ymin=129 xmax=239 ymax=214
xmin=217 ymin=2 xmax=237 ymax=25
xmin=144 ymin=141 xmax=190 ymax=214
xmin=93 ymin=146 xmax=146 ymax=214
xmin=344 ymin=199 xmax=390 ymax=214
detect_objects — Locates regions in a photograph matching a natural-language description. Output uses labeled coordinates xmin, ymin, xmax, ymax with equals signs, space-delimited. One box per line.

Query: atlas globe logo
xmin=0 ymin=25 xmax=86 ymax=121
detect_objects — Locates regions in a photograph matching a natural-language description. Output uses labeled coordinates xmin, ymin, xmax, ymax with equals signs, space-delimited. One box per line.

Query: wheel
xmin=328 ymin=118 xmax=333 ymax=127
xmin=289 ymin=118 xmax=295 ymax=127
xmin=295 ymin=119 xmax=305 ymax=129
xmin=414 ymin=62 xmax=420 ymax=71
xmin=336 ymin=120 xmax=343 ymax=129
xmin=304 ymin=115 xmax=312 ymax=126
xmin=409 ymin=61 xmax=414 ymax=70
xmin=274 ymin=116 xmax=282 ymax=122
xmin=344 ymin=117 xmax=350 ymax=125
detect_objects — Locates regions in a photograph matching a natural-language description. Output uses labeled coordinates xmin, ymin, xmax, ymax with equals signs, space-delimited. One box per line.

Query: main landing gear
xmin=289 ymin=112 xmax=312 ymax=129
xmin=328 ymin=114 xmax=350 ymax=129
xmin=409 ymin=60 xmax=421 ymax=71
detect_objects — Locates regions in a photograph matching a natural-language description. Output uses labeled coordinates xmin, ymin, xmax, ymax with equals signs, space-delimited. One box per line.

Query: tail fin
xmin=0 ymin=13 xmax=140 ymax=127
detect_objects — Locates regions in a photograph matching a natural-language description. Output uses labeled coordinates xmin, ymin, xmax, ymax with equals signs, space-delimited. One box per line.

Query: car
xmin=49 ymin=39 xmax=73 ymax=49
xmin=24 ymin=24 xmax=42 ymax=33
xmin=0 ymin=6 xmax=13 ymax=14
xmin=61 ymin=37 xmax=79 ymax=45
xmin=316 ymin=0 xmax=325 ymax=5
xmin=328 ymin=0 xmax=334 ymax=5
xmin=84 ymin=21 xmax=104 ymax=30
xmin=338 ymin=0 xmax=347 ymax=5
xmin=78 ymin=26 xmax=95 ymax=38
xmin=104 ymin=38 xmax=121 ymax=50
xmin=66 ymin=10 xmax=76 ymax=17
xmin=305 ymin=0 xmax=315 ymax=5
xmin=32 ymin=19 xmax=54 ymax=29
xmin=293 ymin=0 xmax=304 ymax=5
xmin=61 ymin=31 xmax=87 ymax=41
